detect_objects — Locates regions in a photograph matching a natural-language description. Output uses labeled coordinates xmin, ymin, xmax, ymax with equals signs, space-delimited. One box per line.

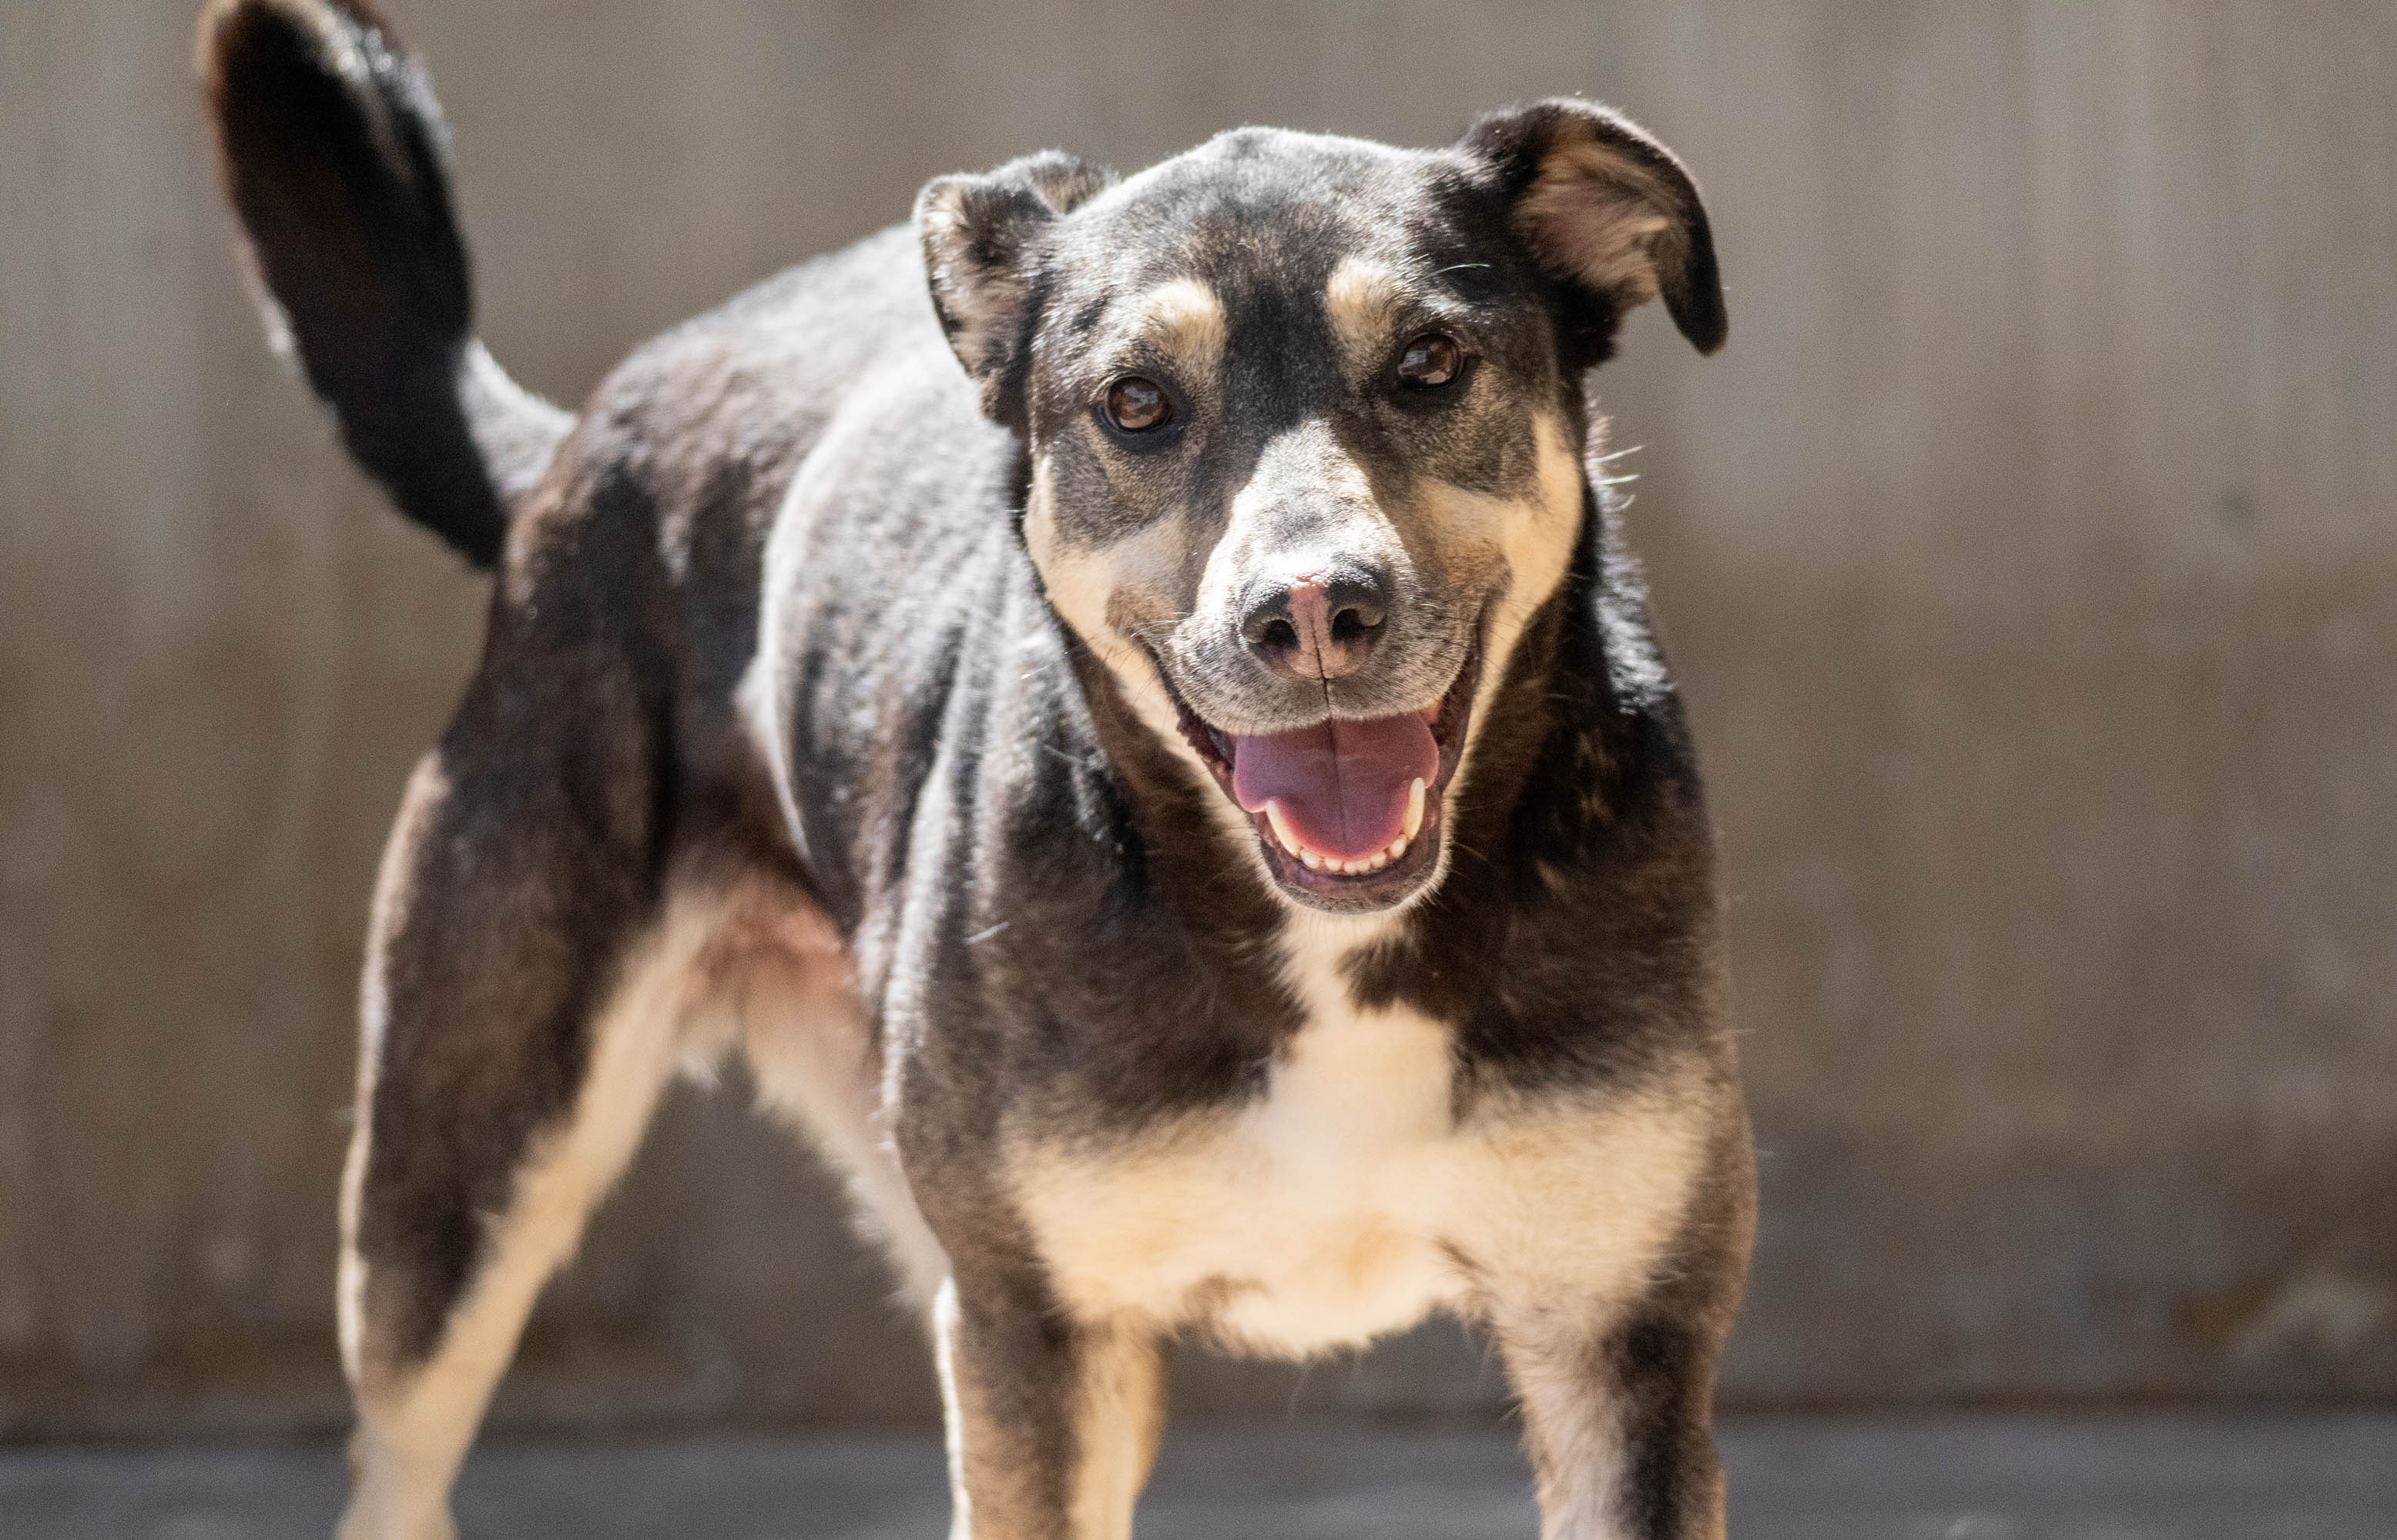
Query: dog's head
xmin=917 ymin=101 xmax=1723 ymax=915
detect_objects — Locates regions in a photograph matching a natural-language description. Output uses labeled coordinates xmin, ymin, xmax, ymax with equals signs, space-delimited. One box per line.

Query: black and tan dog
xmin=199 ymin=2 xmax=1755 ymax=1535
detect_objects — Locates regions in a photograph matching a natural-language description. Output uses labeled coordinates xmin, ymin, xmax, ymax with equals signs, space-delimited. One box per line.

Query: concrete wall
xmin=1 ymin=0 xmax=2391 ymax=1437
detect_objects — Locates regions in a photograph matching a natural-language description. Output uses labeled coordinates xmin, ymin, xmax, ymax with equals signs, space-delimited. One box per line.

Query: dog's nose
xmin=1240 ymin=567 xmax=1389 ymax=681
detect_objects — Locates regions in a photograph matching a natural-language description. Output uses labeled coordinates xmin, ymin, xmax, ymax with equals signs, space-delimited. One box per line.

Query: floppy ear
xmin=1455 ymin=99 xmax=1726 ymax=363
xmin=915 ymin=149 xmax=1115 ymax=425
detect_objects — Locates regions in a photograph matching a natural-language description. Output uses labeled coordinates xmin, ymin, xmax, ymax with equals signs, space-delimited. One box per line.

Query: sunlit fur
xmin=203 ymin=7 xmax=1752 ymax=1531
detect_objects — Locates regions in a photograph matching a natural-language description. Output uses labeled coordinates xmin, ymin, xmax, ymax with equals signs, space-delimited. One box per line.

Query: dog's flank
xmin=198 ymin=0 xmax=568 ymax=566
xmin=203 ymin=3 xmax=1755 ymax=1536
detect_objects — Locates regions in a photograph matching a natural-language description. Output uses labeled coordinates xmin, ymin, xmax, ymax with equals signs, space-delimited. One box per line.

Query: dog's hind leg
xmin=333 ymin=741 xmax=700 ymax=1540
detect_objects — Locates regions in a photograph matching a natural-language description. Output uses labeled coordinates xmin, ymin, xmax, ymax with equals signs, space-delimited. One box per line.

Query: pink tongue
xmin=1230 ymin=712 xmax=1439 ymax=862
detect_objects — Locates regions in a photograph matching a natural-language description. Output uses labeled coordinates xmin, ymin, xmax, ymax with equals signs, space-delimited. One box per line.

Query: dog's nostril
xmin=1258 ymin=618 xmax=1299 ymax=653
xmin=1329 ymin=604 xmax=1382 ymax=644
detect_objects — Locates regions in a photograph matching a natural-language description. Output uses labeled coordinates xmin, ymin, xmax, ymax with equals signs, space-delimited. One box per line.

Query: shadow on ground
xmin=3 ymin=1413 xmax=2394 ymax=1538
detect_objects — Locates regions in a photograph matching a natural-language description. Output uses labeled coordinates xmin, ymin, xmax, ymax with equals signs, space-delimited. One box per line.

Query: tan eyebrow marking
xmin=1128 ymin=277 xmax=1225 ymax=375
xmin=1323 ymin=255 xmax=1409 ymax=369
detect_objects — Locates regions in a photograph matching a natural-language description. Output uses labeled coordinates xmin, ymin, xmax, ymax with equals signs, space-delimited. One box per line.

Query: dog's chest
xmin=1014 ymin=990 xmax=1483 ymax=1356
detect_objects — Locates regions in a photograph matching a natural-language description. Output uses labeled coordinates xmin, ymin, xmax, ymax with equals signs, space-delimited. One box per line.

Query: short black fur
xmin=200 ymin=0 xmax=568 ymax=565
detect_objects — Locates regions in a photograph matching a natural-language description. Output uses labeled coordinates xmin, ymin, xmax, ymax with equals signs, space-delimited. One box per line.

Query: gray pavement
xmin=4 ymin=1413 xmax=2394 ymax=1538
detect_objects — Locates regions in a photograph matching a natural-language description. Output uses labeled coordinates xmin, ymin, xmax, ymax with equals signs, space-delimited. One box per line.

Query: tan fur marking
xmin=1130 ymin=276 xmax=1225 ymax=377
xmin=1420 ymin=411 xmax=1586 ymax=814
xmin=1024 ymin=459 xmax=1183 ymax=681
xmin=736 ymin=903 xmax=950 ymax=1310
xmin=1024 ymin=460 xmax=1265 ymax=867
xmin=1323 ymin=255 xmax=1407 ymax=369
xmin=1068 ymin=1326 xmax=1165 ymax=1540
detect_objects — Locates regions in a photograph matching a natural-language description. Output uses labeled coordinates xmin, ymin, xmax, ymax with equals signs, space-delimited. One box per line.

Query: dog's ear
xmin=917 ymin=150 xmax=1115 ymax=426
xmin=1454 ymin=99 xmax=1725 ymax=364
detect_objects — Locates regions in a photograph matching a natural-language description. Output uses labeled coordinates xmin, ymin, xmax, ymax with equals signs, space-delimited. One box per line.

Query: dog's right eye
xmin=1102 ymin=377 xmax=1172 ymax=433
xmin=1396 ymin=332 xmax=1462 ymax=389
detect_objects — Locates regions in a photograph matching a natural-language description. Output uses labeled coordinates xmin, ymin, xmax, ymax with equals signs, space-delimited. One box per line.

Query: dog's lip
xmin=1158 ymin=647 xmax=1481 ymax=903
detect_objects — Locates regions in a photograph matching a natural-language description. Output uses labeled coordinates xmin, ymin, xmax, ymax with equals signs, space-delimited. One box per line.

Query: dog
xmin=199 ymin=2 xmax=1756 ymax=1535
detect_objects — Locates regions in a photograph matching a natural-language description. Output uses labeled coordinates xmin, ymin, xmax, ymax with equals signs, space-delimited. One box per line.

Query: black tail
xmin=198 ymin=0 xmax=569 ymax=568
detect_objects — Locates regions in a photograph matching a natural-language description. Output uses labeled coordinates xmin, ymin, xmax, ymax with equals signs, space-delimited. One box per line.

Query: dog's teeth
xmin=1263 ymin=799 xmax=1303 ymax=856
xmin=1267 ymin=799 xmax=1420 ymax=877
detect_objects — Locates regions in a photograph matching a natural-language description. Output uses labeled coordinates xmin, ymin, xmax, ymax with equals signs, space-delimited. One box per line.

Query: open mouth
xmin=1168 ymin=646 xmax=1480 ymax=912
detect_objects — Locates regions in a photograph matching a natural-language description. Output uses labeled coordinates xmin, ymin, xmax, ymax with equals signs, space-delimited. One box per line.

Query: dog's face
xmin=919 ymin=102 xmax=1723 ymax=914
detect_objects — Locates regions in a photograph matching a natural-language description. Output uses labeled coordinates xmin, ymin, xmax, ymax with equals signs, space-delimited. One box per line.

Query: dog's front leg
xmin=931 ymin=1272 xmax=1163 ymax=1540
xmin=1490 ymin=1296 xmax=1732 ymax=1540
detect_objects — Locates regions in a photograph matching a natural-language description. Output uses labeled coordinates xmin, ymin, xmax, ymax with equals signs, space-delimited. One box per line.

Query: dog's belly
xmin=1012 ymin=998 xmax=1712 ymax=1357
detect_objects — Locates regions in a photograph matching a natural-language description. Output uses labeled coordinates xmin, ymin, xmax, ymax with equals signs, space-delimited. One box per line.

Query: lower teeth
xmin=1281 ymin=833 xmax=1412 ymax=875
xmin=1258 ymin=798 xmax=1423 ymax=877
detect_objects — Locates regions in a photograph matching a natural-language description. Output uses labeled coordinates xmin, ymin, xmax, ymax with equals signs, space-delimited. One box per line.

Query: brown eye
xmin=1103 ymin=376 xmax=1171 ymax=432
xmin=1396 ymin=333 xmax=1461 ymax=388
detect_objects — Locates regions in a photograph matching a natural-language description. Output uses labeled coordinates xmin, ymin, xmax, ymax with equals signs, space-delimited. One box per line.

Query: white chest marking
xmin=1011 ymin=916 xmax=1707 ymax=1357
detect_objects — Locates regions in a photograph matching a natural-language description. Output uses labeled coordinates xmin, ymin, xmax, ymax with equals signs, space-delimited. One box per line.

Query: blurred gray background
xmin=1 ymin=0 xmax=2391 ymax=1442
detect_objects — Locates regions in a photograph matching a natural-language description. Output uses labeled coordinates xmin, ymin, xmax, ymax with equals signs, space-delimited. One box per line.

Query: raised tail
xmin=197 ymin=0 xmax=569 ymax=568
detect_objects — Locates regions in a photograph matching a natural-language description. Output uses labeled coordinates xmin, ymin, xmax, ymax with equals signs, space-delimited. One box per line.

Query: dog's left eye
xmin=1102 ymin=376 xmax=1172 ymax=432
xmin=1396 ymin=333 xmax=1461 ymax=388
